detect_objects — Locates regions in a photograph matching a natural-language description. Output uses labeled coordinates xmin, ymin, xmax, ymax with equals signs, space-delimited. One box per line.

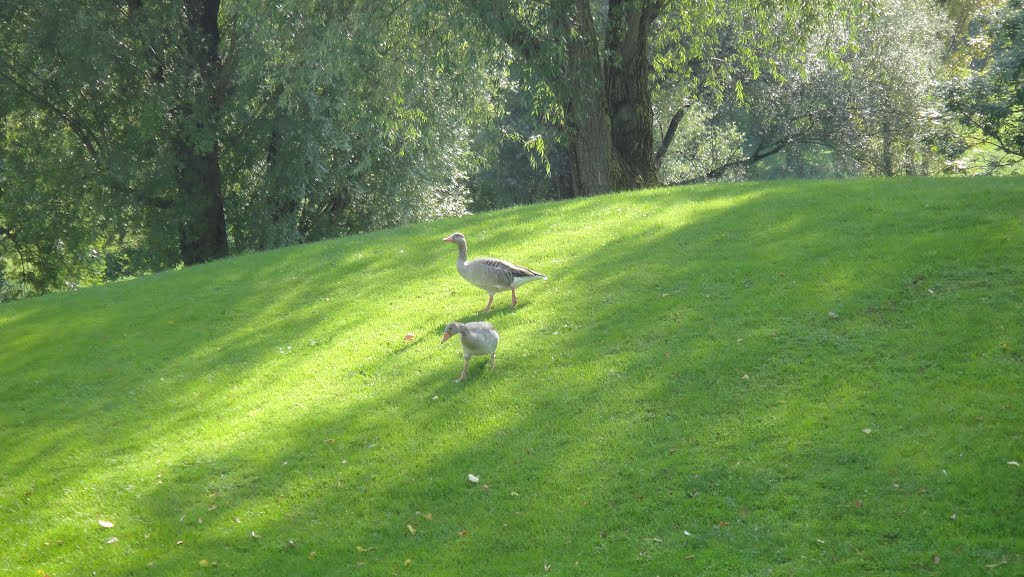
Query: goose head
xmin=440 ymin=322 xmax=463 ymax=343
xmin=442 ymin=232 xmax=466 ymax=245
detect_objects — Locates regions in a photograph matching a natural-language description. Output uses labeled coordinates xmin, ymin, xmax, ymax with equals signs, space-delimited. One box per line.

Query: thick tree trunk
xmin=562 ymin=0 xmax=613 ymax=196
xmin=460 ymin=0 xmax=618 ymax=197
xmin=176 ymin=0 xmax=229 ymax=265
xmin=564 ymin=84 xmax=614 ymax=197
xmin=176 ymin=138 xmax=228 ymax=265
xmin=605 ymin=0 xmax=656 ymax=189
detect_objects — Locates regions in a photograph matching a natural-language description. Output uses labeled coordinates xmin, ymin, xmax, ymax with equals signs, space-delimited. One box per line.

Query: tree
xmin=658 ymin=0 xmax=960 ymax=182
xmin=946 ymin=0 xmax=1024 ymax=171
xmin=1 ymin=0 xmax=503 ymax=296
xmin=457 ymin=0 xmax=854 ymax=197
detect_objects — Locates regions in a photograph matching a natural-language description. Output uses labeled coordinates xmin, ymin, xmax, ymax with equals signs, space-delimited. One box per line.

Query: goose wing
xmin=475 ymin=257 xmax=545 ymax=277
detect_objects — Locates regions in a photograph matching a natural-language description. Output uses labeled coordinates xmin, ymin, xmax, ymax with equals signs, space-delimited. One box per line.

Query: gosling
xmin=441 ymin=321 xmax=499 ymax=382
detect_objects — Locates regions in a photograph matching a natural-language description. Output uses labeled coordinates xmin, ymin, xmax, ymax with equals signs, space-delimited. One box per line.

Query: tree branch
xmin=457 ymin=0 xmax=547 ymax=69
xmin=0 ymin=61 xmax=102 ymax=160
xmin=667 ymin=136 xmax=793 ymax=185
xmin=654 ymin=105 xmax=689 ymax=170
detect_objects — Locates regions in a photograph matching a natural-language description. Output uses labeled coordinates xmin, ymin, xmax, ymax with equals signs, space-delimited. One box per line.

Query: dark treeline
xmin=0 ymin=0 xmax=1019 ymax=300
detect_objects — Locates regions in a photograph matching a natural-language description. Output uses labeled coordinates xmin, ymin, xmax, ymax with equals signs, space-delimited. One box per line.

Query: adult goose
xmin=443 ymin=232 xmax=547 ymax=312
xmin=441 ymin=321 xmax=499 ymax=382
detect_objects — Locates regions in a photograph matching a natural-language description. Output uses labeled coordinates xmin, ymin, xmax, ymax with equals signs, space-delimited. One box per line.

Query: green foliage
xmin=2 ymin=177 xmax=1023 ymax=575
xmin=1 ymin=0 xmax=506 ymax=296
xmin=653 ymin=101 xmax=748 ymax=183
xmin=223 ymin=0 xmax=504 ymax=247
xmin=657 ymin=0 xmax=962 ymax=182
xmin=0 ymin=110 xmax=114 ymax=296
xmin=651 ymin=0 xmax=859 ymax=104
xmin=946 ymin=0 xmax=1024 ymax=172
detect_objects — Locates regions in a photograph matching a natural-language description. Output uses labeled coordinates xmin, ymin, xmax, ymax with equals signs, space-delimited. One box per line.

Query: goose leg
xmin=484 ymin=293 xmax=494 ymax=312
xmin=490 ymin=353 xmax=496 ymax=369
xmin=456 ymin=357 xmax=469 ymax=382
xmin=511 ymin=288 xmax=518 ymax=308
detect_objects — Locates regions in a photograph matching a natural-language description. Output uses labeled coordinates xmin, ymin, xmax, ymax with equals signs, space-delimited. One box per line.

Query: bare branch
xmin=654 ymin=105 xmax=689 ymax=170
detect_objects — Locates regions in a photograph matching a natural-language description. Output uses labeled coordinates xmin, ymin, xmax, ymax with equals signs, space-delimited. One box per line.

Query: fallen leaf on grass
xmin=467 ymin=474 xmax=480 ymax=483
xmin=404 ymin=333 xmax=415 ymax=342
xmin=106 ymin=537 xmax=118 ymax=544
xmin=308 ymin=551 xmax=317 ymax=560
xmin=544 ymin=562 xmax=551 ymax=572
xmin=828 ymin=311 xmax=840 ymax=319
xmin=324 ymin=438 xmax=336 ymax=445
xmin=986 ymin=560 xmax=1008 ymax=568
xmin=356 ymin=545 xmax=375 ymax=553
xmin=176 ymin=540 xmax=184 ymax=545
xmin=407 ymin=524 xmax=417 ymax=536
xmin=421 ymin=512 xmax=433 ymax=521
xmin=198 ymin=560 xmax=209 ymax=567
xmin=855 ymin=499 xmax=863 ymax=509
xmin=1008 ymin=461 xmax=1020 ymax=467
xmin=98 ymin=520 xmax=114 ymax=528
xmin=405 ymin=559 xmax=412 ymax=566
xmin=457 ymin=530 xmax=469 ymax=538
xmin=862 ymin=428 xmax=873 ymax=434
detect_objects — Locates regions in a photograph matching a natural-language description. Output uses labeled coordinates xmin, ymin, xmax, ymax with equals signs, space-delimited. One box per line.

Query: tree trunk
xmin=459 ymin=0 xmax=616 ymax=197
xmin=562 ymin=0 xmax=613 ymax=196
xmin=176 ymin=137 xmax=228 ymax=265
xmin=881 ymin=118 xmax=894 ymax=177
xmin=176 ymin=0 xmax=229 ymax=265
xmin=605 ymin=0 xmax=656 ymax=189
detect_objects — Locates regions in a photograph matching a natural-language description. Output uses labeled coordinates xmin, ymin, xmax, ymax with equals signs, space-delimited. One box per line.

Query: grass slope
xmin=1 ymin=177 xmax=1023 ymax=576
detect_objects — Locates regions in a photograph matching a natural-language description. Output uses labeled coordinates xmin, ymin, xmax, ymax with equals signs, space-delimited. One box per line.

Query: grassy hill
xmin=1 ymin=177 xmax=1022 ymax=576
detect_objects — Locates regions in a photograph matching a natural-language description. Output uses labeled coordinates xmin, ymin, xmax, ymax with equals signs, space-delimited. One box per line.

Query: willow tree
xmin=2 ymin=0 xmax=502 ymax=295
xmin=1 ymin=0 xmax=231 ymax=267
xmin=458 ymin=0 xmax=861 ymax=196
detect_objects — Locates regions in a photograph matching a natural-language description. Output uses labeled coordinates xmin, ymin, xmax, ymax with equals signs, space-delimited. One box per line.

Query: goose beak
xmin=440 ymin=332 xmax=452 ymax=343
xmin=442 ymin=235 xmax=454 ymax=243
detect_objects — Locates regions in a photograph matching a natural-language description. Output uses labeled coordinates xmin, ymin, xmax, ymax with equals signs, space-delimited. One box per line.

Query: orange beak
xmin=442 ymin=235 xmax=454 ymax=243
xmin=440 ymin=331 xmax=452 ymax=343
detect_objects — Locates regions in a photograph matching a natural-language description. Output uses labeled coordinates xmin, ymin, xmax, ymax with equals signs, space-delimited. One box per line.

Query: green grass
xmin=2 ymin=177 xmax=1023 ymax=576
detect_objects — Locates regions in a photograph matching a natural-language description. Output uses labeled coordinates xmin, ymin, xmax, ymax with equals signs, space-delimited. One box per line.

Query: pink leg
xmin=511 ymin=288 xmax=518 ymax=308
xmin=456 ymin=357 xmax=469 ymax=382
xmin=490 ymin=353 xmax=496 ymax=369
xmin=484 ymin=294 xmax=494 ymax=312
